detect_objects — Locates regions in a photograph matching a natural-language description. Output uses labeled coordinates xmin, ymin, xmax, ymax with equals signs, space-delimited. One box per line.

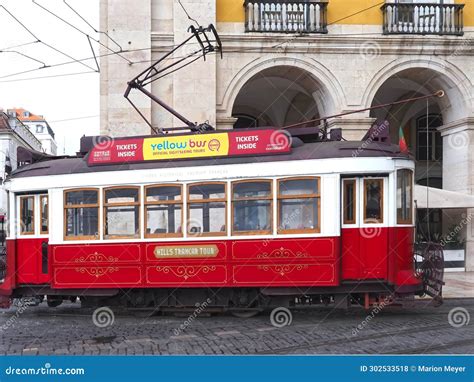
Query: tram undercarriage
xmin=9 ymin=283 xmax=426 ymax=312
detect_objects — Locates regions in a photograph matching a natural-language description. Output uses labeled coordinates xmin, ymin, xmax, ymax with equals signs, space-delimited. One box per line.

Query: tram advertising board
xmin=87 ymin=129 xmax=291 ymax=166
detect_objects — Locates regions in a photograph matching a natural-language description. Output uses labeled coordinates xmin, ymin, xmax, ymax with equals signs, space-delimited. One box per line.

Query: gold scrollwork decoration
xmin=257 ymin=264 xmax=309 ymax=276
xmin=74 ymin=252 xmax=119 ymax=263
xmin=155 ymin=266 xmax=217 ymax=280
xmin=257 ymin=247 xmax=309 ymax=259
xmin=75 ymin=267 xmax=119 ymax=278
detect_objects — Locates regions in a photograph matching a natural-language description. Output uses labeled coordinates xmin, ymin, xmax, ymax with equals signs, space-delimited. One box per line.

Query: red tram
xmin=0 ymin=125 xmax=438 ymax=312
xmin=0 ymin=25 xmax=443 ymax=312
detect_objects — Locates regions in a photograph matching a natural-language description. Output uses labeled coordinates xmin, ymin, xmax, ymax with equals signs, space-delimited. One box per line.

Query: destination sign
xmin=87 ymin=129 xmax=291 ymax=166
xmin=154 ymin=245 xmax=219 ymax=259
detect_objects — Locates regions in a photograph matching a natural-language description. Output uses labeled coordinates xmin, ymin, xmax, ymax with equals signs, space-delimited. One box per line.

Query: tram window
xmin=397 ymin=169 xmax=413 ymax=224
xmin=20 ymin=196 xmax=34 ymax=235
xmin=40 ymin=195 xmax=48 ymax=234
xmin=64 ymin=189 xmax=99 ymax=239
xmin=188 ymin=183 xmax=226 ymax=236
xmin=232 ymin=180 xmax=272 ymax=235
xmin=363 ymin=179 xmax=383 ymax=224
xmin=104 ymin=187 xmax=140 ymax=239
xmin=145 ymin=185 xmax=182 ymax=237
xmin=343 ymin=180 xmax=356 ymax=225
xmin=277 ymin=178 xmax=320 ymax=233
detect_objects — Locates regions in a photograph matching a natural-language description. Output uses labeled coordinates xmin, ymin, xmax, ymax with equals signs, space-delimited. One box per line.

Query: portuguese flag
xmin=399 ymin=126 xmax=408 ymax=153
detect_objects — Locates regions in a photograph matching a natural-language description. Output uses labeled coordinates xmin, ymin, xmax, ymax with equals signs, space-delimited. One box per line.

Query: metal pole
xmin=282 ymin=90 xmax=444 ymax=130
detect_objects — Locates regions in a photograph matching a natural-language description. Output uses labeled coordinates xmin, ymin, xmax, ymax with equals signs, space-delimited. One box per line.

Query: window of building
xmin=40 ymin=195 xmax=48 ymax=234
xmin=104 ymin=187 xmax=140 ymax=239
xmin=363 ymin=179 xmax=384 ymax=224
xmin=232 ymin=180 xmax=272 ymax=235
xmin=145 ymin=185 xmax=183 ymax=237
xmin=64 ymin=189 xmax=99 ymax=240
xmin=277 ymin=177 xmax=320 ymax=233
xmin=397 ymin=169 xmax=413 ymax=224
xmin=36 ymin=125 xmax=45 ymax=134
xmin=23 ymin=111 xmax=30 ymax=117
xmin=416 ymin=114 xmax=442 ymax=161
xmin=188 ymin=183 xmax=226 ymax=236
xmin=20 ymin=196 xmax=34 ymax=235
xmin=343 ymin=179 xmax=356 ymax=225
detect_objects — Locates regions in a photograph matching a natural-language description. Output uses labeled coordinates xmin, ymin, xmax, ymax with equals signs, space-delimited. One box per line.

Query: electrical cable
xmin=63 ymin=0 xmax=123 ymax=52
xmin=177 ymin=0 xmax=199 ymax=27
xmin=0 ymin=50 xmax=48 ymax=67
xmin=0 ymin=4 xmax=97 ymax=72
xmin=0 ymin=70 xmax=97 ymax=83
xmin=32 ymin=0 xmax=133 ymax=65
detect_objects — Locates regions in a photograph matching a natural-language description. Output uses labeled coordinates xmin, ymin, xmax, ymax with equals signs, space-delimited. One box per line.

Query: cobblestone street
xmin=0 ymin=298 xmax=473 ymax=355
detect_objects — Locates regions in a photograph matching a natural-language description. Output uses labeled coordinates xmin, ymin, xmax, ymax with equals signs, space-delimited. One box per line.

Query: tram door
xmin=15 ymin=194 xmax=50 ymax=284
xmin=341 ymin=177 xmax=388 ymax=280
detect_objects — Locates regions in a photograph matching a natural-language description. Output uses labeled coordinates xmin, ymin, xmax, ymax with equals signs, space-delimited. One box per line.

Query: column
xmin=439 ymin=117 xmax=474 ymax=272
xmin=100 ymin=0 xmax=152 ymax=137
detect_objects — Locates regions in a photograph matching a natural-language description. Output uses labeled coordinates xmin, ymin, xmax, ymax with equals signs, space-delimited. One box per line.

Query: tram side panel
xmin=387 ymin=226 xmax=420 ymax=292
xmin=49 ymin=237 xmax=340 ymax=289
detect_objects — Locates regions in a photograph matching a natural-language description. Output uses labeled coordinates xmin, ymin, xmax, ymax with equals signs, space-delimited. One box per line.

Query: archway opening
xmin=369 ymin=67 xmax=466 ymax=242
xmin=232 ymin=65 xmax=329 ymax=129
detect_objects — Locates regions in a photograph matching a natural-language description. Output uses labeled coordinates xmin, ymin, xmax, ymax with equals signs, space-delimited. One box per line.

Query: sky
xmin=0 ymin=0 xmax=99 ymax=155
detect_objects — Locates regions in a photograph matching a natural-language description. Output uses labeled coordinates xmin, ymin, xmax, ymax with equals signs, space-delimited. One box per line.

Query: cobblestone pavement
xmin=0 ymin=298 xmax=473 ymax=355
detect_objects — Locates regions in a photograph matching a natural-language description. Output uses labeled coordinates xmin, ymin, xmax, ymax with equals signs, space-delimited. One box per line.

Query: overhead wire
xmin=0 ymin=40 xmax=39 ymax=51
xmin=0 ymin=50 xmax=48 ymax=67
xmin=2 ymin=1 xmax=471 ymax=82
xmin=0 ymin=46 xmax=151 ymax=79
xmin=63 ymin=0 xmax=123 ymax=52
xmin=0 ymin=4 xmax=97 ymax=72
xmin=31 ymin=0 xmax=133 ymax=65
xmin=0 ymin=70 xmax=97 ymax=83
xmin=177 ymin=0 xmax=199 ymax=27
xmin=49 ymin=115 xmax=99 ymax=123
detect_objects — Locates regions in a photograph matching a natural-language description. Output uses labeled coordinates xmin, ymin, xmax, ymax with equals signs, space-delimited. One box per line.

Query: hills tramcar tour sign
xmin=87 ymin=129 xmax=292 ymax=166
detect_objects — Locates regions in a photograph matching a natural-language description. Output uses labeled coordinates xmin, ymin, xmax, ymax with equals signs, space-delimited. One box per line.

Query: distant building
xmin=0 ymin=111 xmax=43 ymax=235
xmin=8 ymin=108 xmax=57 ymax=155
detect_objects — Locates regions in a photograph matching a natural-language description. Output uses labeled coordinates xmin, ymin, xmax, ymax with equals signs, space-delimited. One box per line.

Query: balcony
xmin=244 ymin=1 xmax=328 ymax=34
xmin=382 ymin=3 xmax=464 ymax=36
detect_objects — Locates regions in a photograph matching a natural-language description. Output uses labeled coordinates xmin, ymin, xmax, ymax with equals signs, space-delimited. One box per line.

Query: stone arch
xmin=362 ymin=57 xmax=471 ymax=124
xmin=218 ymin=56 xmax=345 ymax=126
xmin=365 ymin=58 xmax=472 ymax=189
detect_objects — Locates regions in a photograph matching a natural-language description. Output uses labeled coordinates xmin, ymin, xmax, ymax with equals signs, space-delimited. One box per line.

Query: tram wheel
xmin=229 ymin=309 xmax=261 ymax=318
xmin=47 ymin=299 xmax=63 ymax=308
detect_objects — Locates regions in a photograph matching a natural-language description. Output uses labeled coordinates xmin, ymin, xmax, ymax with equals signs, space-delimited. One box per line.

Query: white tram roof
xmin=8 ymin=140 xmax=409 ymax=180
